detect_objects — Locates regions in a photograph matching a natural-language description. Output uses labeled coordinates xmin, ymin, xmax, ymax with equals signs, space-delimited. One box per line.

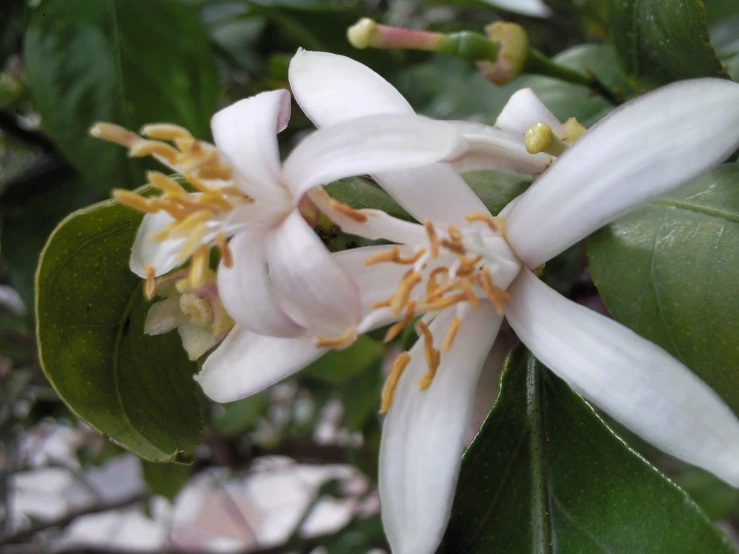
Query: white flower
xmin=285 ymin=51 xmax=739 ymax=554
xmin=91 ymin=90 xmax=467 ymax=341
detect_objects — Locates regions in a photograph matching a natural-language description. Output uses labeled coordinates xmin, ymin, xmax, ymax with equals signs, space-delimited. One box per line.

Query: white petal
xmin=494 ymin=88 xmax=561 ymax=133
xmin=450 ymin=121 xmax=551 ymax=175
xmin=482 ymin=0 xmax=552 ymax=18
xmin=506 ymin=269 xmax=739 ymax=486
xmin=506 ymin=78 xmax=739 ymax=268
xmin=281 ymin=115 xmax=467 ymax=202
xmin=288 ymin=49 xmax=413 ymax=126
xmin=130 ymin=212 xmax=184 ymax=277
xmin=195 ymin=326 xmax=325 ymax=403
xmin=178 ymin=322 xmax=217 ymax=361
xmin=218 ymin=231 xmax=306 ymax=338
xmin=377 ymin=165 xmax=490 ymax=226
xmin=144 ymin=297 xmax=183 ymax=335
xmin=380 ymin=305 xmax=503 ymax=554
xmin=333 ymin=245 xmax=420 ymax=315
xmin=266 ymin=210 xmax=362 ymax=336
xmin=210 ymin=90 xmax=292 ymax=204
xmin=308 ymin=189 xmax=427 ymax=244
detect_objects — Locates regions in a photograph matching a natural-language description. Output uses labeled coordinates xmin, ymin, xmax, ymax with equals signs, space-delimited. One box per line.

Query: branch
xmin=0 ymin=111 xmax=55 ymax=152
xmin=0 ymin=492 xmax=144 ymax=545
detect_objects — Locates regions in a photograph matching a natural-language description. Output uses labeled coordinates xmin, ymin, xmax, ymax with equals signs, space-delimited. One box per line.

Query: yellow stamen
xmin=380 ymin=352 xmax=411 ymax=414
xmin=440 ymin=238 xmax=466 ymax=255
xmin=371 ymin=298 xmax=392 ymax=310
xmin=463 ymin=276 xmax=481 ymax=310
xmin=113 ymin=189 xmax=158 ymax=213
xmin=188 ymin=245 xmax=210 ymax=289
xmin=144 ymin=265 xmax=156 ymax=300
xmin=147 ymin=171 xmax=186 ymax=196
xmin=390 ymin=271 xmax=422 ymax=316
xmin=395 ymin=248 xmax=426 ymax=265
xmin=464 ymin=212 xmax=498 ymax=232
xmin=195 ymin=192 xmax=233 ymax=211
xmin=416 ymin=320 xmax=440 ymax=391
xmin=183 ymin=172 xmax=216 ymax=193
xmin=152 ymin=209 xmax=211 ymax=242
xmin=424 ymin=219 xmax=439 ymax=258
xmin=384 ymin=302 xmax=416 ymax=343
xmin=329 ymin=198 xmax=368 ymax=222
xmin=129 ymin=140 xmax=179 ymax=163
xmin=426 ymin=266 xmax=448 ymax=296
xmin=89 ymin=122 xmax=140 ymax=148
xmin=365 ymin=247 xmax=400 ymax=266
xmin=140 ymin=123 xmax=193 ymax=141
xmin=315 ymin=327 xmax=358 ymax=349
xmin=417 ymin=292 xmax=468 ymax=312
xmin=216 ymin=233 xmax=232 ymax=268
xmin=197 ymin=165 xmax=233 ymax=180
xmin=479 ymin=267 xmax=509 ymax=314
xmin=448 ymin=224 xmax=462 ymax=245
xmin=176 ymin=222 xmax=207 ymax=263
xmin=441 ymin=316 xmax=461 ymax=352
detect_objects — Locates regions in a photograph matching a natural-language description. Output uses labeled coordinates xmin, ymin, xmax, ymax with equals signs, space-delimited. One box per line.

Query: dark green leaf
xmin=24 ymin=0 xmax=218 ymax=187
xmin=141 ymin=460 xmax=191 ymax=501
xmin=36 ymin=192 xmax=202 ymax=461
xmin=588 ymin=164 xmax=739 ymax=413
xmin=605 ymin=0 xmax=727 ymax=88
xmin=302 ymin=335 xmax=385 ymax=384
xmin=440 ymin=348 xmax=735 ymax=553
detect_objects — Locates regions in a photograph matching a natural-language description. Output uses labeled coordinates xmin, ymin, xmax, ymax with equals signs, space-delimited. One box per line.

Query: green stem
xmin=525 ymin=49 xmax=622 ymax=106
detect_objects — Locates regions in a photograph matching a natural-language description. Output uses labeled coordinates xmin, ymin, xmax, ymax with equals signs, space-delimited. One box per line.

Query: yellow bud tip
xmin=525 ymin=122 xmax=567 ymax=156
xmin=348 ymin=18 xmax=377 ymax=49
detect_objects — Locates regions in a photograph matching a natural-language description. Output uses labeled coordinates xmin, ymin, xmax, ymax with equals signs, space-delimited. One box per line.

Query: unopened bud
xmin=348 ymin=18 xmax=444 ymax=52
xmin=478 ymin=22 xmax=529 ymax=85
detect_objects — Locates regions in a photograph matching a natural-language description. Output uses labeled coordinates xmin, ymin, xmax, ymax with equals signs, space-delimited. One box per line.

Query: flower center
xmin=90 ymin=122 xmax=251 ymax=295
xmin=369 ymin=212 xmax=522 ymax=413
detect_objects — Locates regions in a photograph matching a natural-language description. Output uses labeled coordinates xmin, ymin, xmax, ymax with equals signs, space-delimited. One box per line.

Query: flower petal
xmin=130 ymin=212 xmax=184 ymax=277
xmin=506 ymin=269 xmax=739 ymax=486
xmin=144 ymin=297 xmax=183 ymax=335
xmin=178 ymin=322 xmax=217 ymax=361
xmin=483 ymin=0 xmax=552 ymax=18
xmin=374 ymin=165 xmax=489 ymax=225
xmin=450 ymin=121 xmax=551 ymax=175
xmin=195 ymin=326 xmax=325 ymax=403
xmin=308 ymin=189 xmax=427 ymax=244
xmin=506 ymin=78 xmax=739 ymax=268
xmin=266 ymin=210 xmax=362 ymax=336
xmin=281 ymin=114 xmax=467 ymax=203
xmin=289 ymin=49 xmax=413 ymax=126
xmin=210 ymin=90 xmax=292 ymax=203
xmin=494 ymin=87 xmax=561 ymax=133
xmin=218 ymin=231 xmax=306 ymax=338
xmin=380 ymin=305 xmax=503 ymax=554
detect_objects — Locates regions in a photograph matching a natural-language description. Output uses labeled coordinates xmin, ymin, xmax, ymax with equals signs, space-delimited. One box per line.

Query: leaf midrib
xmin=653 ymin=198 xmax=739 ymax=224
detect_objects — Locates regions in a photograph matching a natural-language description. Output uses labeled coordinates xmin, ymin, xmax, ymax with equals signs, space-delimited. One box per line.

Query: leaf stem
xmin=525 ymin=49 xmax=623 ymax=106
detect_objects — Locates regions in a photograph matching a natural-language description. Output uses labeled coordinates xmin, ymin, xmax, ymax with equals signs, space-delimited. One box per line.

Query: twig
xmin=0 ymin=492 xmax=144 ymax=545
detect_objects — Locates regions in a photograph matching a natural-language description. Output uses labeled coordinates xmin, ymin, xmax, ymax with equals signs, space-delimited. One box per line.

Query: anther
xmin=129 ymin=140 xmax=180 ymax=163
xmin=464 ymin=212 xmax=498 ymax=232
xmin=390 ymin=271 xmax=422 ymax=316
xmin=140 ymin=123 xmax=193 ymax=141
xmin=426 ymin=266 xmax=449 ymax=296
xmin=395 ymin=248 xmax=426 ymax=265
xmin=147 ymin=171 xmax=186 ymax=196
xmin=188 ymin=245 xmax=210 ymax=289
xmin=176 ymin=222 xmax=208 ymax=263
xmin=113 ymin=189 xmax=158 ymax=213
xmin=144 ymin=265 xmax=156 ymax=300
xmin=417 ymin=292 xmax=468 ymax=312
xmin=314 ymin=327 xmax=358 ymax=349
xmin=462 ymin=276 xmax=481 ymax=310
xmin=89 ymin=122 xmax=140 ymax=148
xmin=184 ymin=173 xmax=216 ymax=193
xmin=424 ymin=219 xmax=440 ymax=258
xmin=384 ymin=302 xmax=416 ymax=343
xmin=365 ymin=247 xmax=400 ymax=266
xmin=329 ymin=198 xmax=368 ymax=222
xmin=216 ymin=233 xmax=233 ymax=268
xmin=440 ymin=238 xmax=466 ymax=255
xmin=380 ymin=352 xmax=411 ymax=414
xmin=416 ymin=320 xmax=440 ymax=391
xmin=479 ymin=267 xmax=509 ymax=314
xmin=441 ymin=316 xmax=462 ymax=352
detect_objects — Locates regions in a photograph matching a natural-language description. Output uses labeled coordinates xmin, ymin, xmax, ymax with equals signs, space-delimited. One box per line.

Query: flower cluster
xmin=92 ymin=50 xmax=739 ymax=554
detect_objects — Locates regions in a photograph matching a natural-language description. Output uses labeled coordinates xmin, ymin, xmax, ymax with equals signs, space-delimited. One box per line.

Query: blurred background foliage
xmin=1 ymin=0 xmax=739 ymax=552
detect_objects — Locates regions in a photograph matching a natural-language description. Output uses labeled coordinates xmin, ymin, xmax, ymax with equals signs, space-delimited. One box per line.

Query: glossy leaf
xmin=440 ymin=348 xmax=735 ymax=553
xmin=588 ymin=164 xmax=739 ymax=413
xmin=605 ymin=0 xmax=727 ymax=88
xmin=23 ymin=0 xmax=218 ymax=187
xmin=36 ymin=191 xmax=202 ymax=461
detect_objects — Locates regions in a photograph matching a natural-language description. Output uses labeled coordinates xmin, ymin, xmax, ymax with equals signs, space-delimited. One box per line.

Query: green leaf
xmin=209 ymin=391 xmax=271 ymax=436
xmin=302 ymin=335 xmax=385 ymax=384
xmin=440 ymin=348 xmax=735 ymax=553
xmin=24 ymin=0 xmax=218 ymax=187
xmin=141 ymin=460 xmax=191 ymax=501
xmin=35 ymin=192 xmax=202 ymax=461
xmin=511 ymin=44 xmax=635 ymax=125
xmin=588 ymin=164 xmax=739 ymax=413
xmin=605 ymin=0 xmax=727 ymax=88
